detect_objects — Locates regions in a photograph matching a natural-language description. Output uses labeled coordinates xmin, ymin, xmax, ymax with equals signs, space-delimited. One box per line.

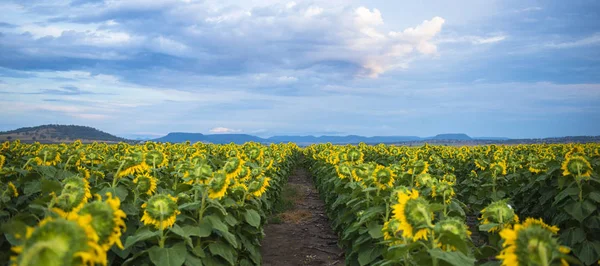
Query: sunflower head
xmin=372 ymin=165 xmax=395 ymax=190
xmin=7 ymin=182 xmax=18 ymax=198
xmin=347 ymin=148 xmax=364 ymax=163
xmin=0 ymin=154 xmax=5 ymax=168
xmin=442 ymin=173 xmax=457 ymax=185
xmin=248 ymin=175 xmax=270 ymax=198
xmin=434 ymin=218 xmax=471 ymax=250
xmin=497 ymin=219 xmax=570 ymax=266
xmin=490 ymin=161 xmax=508 ymax=176
xmin=382 ymin=219 xmax=403 ymax=246
xmin=335 ymin=163 xmax=353 ymax=179
xmin=561 ymin=156 xmax=593 ymax=180
xmin=208 ymin=171 xmax=230 ymax=199
xmin=480 ymin=200 xmax=519 ymax=233
xmin=55 ymin=176 xmax=92 ymax=214
xmin=415 ymin=173 xmax=434 ymax=187
xmin=145 ymin=150 xmax=168 ymax=168
xmin=223 ymin=156 xmax=244 ymax=178
xmin=392 ymin=189 xmax=433 ymax=241
xmin=134 ymin=173 xmax=158 ymax=196
xmin=337 ymin=152 xmax=349 ymax=163
xmin=431 ymin=180 xmax=455 ymax=203
xmin=11 ymin=214 xmax=106 ymax=266
xmin=245 ymin=146 xmax=264 ymax=161
xmin=79 ymin=193 xmax=127 ymax=250
xmin=141 ymin=194 xmax=180 ymax=230
xmin=408 ymin=160 xmax=429 ymax=176
xmin=36 ymin=147 xmax=61 ymax=166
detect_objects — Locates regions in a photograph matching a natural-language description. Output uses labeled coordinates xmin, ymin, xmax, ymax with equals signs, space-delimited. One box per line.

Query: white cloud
xmin=209 ymin=127 xmax=241 ymax=133
xmin=514 ymin=7 xmax=542 ymax=13
xmin=438 ymin=34 xmax=507 ymax=45
xmin=545 ymin=33 xmax=600 ymax=48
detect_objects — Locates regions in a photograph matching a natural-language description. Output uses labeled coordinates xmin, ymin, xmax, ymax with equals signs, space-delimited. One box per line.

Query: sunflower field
xmin=304 ymin=143 xmax=600 ymax=266
xmin=0 ymin=140 xmax=299 ymax=266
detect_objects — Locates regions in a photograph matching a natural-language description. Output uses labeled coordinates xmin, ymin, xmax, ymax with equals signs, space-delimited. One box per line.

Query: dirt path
xmin=261 ymin=167 xmax=344 ymax=266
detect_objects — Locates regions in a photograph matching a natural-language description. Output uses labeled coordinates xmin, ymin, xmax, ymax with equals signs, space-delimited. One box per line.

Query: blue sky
xmin=0 ymin=0 xmax=599 ymax=139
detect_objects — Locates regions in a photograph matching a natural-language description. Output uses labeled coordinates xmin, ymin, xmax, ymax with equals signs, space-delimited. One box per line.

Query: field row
xmin=304 ymin=143 xmax=599 ymax=266
xmin=0 ymin=140 xmax=299 ymax=265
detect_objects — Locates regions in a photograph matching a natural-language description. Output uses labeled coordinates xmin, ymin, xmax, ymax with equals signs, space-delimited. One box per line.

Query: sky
xmin=0 ymin=0 xmax=599 ymax=139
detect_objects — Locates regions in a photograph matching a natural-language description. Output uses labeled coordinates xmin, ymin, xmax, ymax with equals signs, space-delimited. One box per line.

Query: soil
xmin=261 ymin=167 xmax=345 ymax=266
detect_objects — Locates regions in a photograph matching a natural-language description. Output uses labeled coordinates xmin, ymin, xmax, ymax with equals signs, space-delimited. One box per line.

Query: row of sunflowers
xmin=304 ymin=143 xmax=599 ymax=266
xmin=0 ymin=140 xmax=299 ymax=265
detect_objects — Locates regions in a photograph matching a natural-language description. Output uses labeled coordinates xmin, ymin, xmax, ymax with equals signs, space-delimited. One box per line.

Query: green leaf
xmin=574 ymin=240 xmax=600 ymax=265
xmin=428 ymin=248 xmax=475 ymax=266
xmin=183 ymin=224 xmax=211 ymax=238
xmin=205 ymin=215 xmax=238 ymax=249
xmin=24 ymin=181 xmax=41 ymax=196
xmin=589 ymin=191 xmax=600 ymax=203
xmin=564 ymin=201 xmax=596 ymax=223
xmin=561 ymin=227 xmax=586 ymax=246
xmin=367 ymin=223 xmax=383 ymax=239
xmin=244 ymin=209 xmax=261 ymax=228
xmin=185 ymin=252 xmax=204 ymax=266
xmin=124 ymin=228 xmax=160 ymax=249
xmin=41 ymin=179 xmax=62 ymax=194
xmin=208 ymin=242 xmax=236 ymax=266
xmin=358 ymin=246 xmax=383 ymax=266
xmin=149 ymin=242 xmax=187 ymax=266
xmin=553 ymin=186 xmax=579 ymax=205
xmin=478 ymin=223 xmax=499 ymax=232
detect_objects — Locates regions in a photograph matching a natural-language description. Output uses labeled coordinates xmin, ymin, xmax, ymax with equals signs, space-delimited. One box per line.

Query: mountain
xmin=0 ymin=125 xmax=127 ymax=143
xmin=267 ymin=135 xmax=421 ymax=144
xmin=430 ymin=133 xmax=472 ymax=140
xmin=154 ymin=132 xmax=263 ymax=144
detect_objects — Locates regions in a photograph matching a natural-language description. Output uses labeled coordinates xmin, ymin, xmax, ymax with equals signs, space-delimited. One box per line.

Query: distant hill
xmin=0 ymin=125 xmax=128 ymax=143
xmin=154 ymin=132 xmax=263 ymax=144
xmin=429 ymin=133 xmax=472 ymax=140
xmin=267 ymin=135 xmax=421 ymax=144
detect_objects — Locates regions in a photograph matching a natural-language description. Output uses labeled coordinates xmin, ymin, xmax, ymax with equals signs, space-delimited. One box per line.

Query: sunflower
xmin=10 ymin=213 xmax=106 ymax=266
xmin=497 ymin=218 xmax=570 ymax=266
xmin=245 ymin=146 xmax=264 ymax=161
xmin=35 ymin=147 xmax=62 ymax=166
xmin=141 ymin=194 xmax=180 ymax=230
xmin=134 ymin=173 xmax=158 ymax=196
xmin=382 ymin=219 xmax=404 ymax=246
xmin=372 ymin=165 xmax=395 ymax=190
xmin=77 ymin=166 xmax=90 ymax=179
xmin=55 ymin=177 xmax=92 ymax=215
xmin=0 ymin=154 xmax=5 ymax=168
xmin=208 ymin=171 xmax=230 ymax=199
xmin=489 ymin=161 xmax=508 ymax=176
xmin=431 ymin=180 xmax=455 ymax=204
xmin=479 ymin=200 xmax=519 ymax=233
xmin=248 ymin=175 xmax=271 ymax=198
xmin=75 ymin=193 xmax=127 ymax=251
xmin=408 ymin=160 xmax=429 ymax=176
xmin=223 ymin=156 xmax=244 ymax=179
xmin=474 ymin=159 xmax=487 ymax=171
xmin=392 ymin=189 xmax=432 ymax=241
xmin=144 ymin=150 xmax=169 ymax=168
xmin=561 ymin=156 xmax=593 ymax=179
xmin=117 ymin=152 xmax=148 ymax=177
xmin=7 ymin=182 xmax=18 ymax=198
xmin=335 ymin=163 xmax=353 ymax=180
xmin=434 ymin=218 xmax=471 ymax=250
xmin=415 ymin=173 xmax=434 ymax=187
xmin=521 ymin=217 xmax=559 ymax=234
xmin=347 ymin=148 xmax=364 ymax=163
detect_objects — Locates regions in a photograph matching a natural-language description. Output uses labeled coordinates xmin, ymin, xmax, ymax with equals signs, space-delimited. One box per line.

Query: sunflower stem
xmin=198 ymin=188 xmax=208 ymax=224
xmin=113 ymin=161 xmax=126 ymax=188
xmin=64 ymin=155 xmax=75 ymax=171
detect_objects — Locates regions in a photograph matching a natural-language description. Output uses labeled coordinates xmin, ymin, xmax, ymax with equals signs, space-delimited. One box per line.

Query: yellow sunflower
xmin=372 ymin=165 xmax=395 ymax=190
xmin=78 ymin=193 xmax=127 ymax=251
xmin=561 ymin=156 xmax=593 ymax=179
xmin=10 ymin=213 xmax=106 ymax=266
xmin=479 ymin=200 xmax=519 ymax=233
xmin=392 ymin=189 xmax=432 ymax=241
xmin=7 ymin=182 xmax=18 ymax=198
xmin=497 ymin=218 xmax=570 ymax=266
xmin=141 ymin=194 xmax=180 ymax=230
xmin=208 ymin=171 xmax=231 ymax=199
xmin=134 ymin=173 xmax=158 ymax=196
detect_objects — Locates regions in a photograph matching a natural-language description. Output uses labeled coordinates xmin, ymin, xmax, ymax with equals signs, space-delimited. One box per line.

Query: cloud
xmin=438 ymin=34 xmax=507 ymax=45
xmin=514 ymin=7 xmax=543 ymax=13
xmin=545 ymin=33 xmax=600 ymax=48
xmin=209 ymin=127 xmax=242 ymax=133
xmin=0 ymin=2 xmax=446 ymax=78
